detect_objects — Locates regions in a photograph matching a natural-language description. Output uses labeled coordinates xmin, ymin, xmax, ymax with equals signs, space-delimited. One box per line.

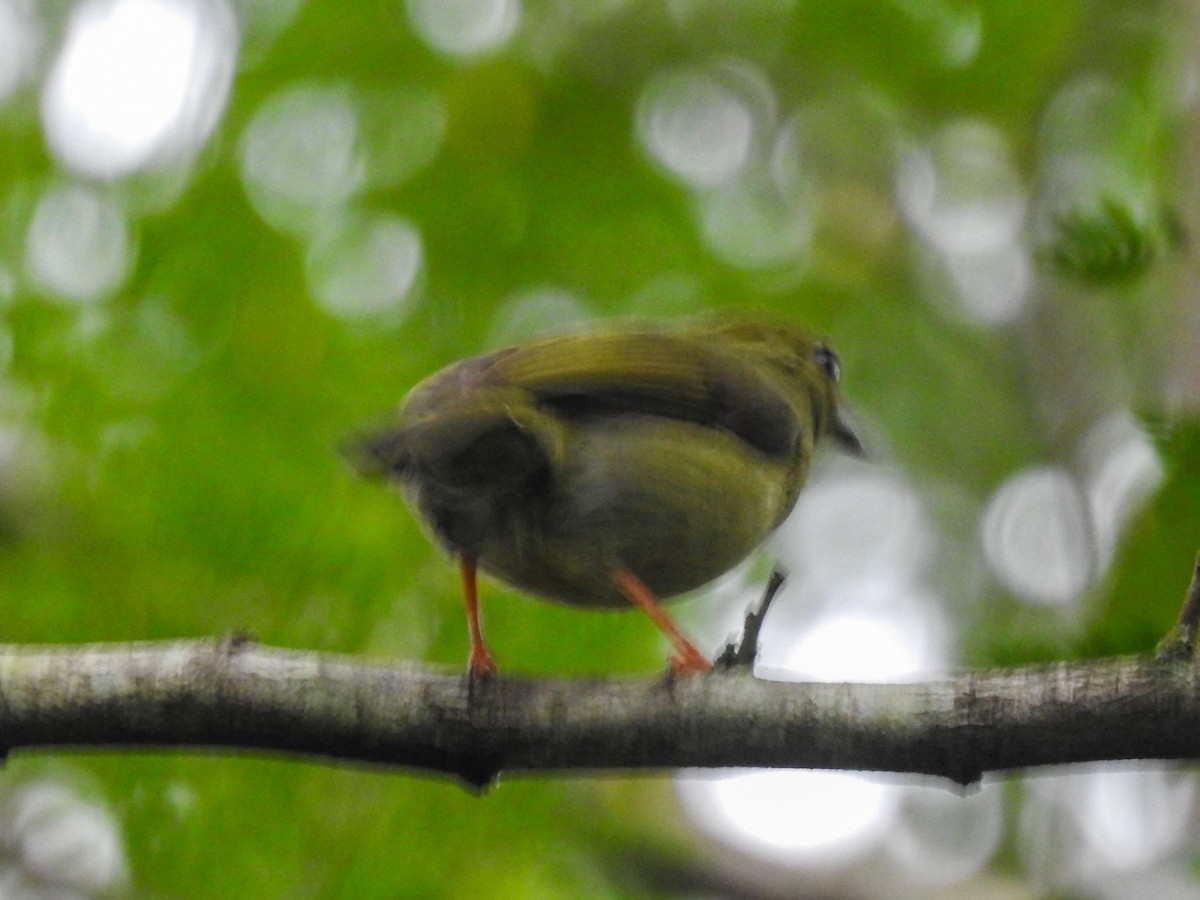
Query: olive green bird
xmin=349 ymin=315 xmax=861 ymax=677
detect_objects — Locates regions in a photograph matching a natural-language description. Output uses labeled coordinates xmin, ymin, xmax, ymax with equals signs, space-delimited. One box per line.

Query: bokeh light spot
xmin=2 ymin=781 xmax=128 ymax=893
xmin=901 ymin=0 xmax=982 ymax=68
xmin=406 ymin=0 xmax=521 ymax=58
xmin=41 ymin=0 xmax=237 ymax=179
xmin=487 ymin=286 xmax=592 ymax=347
xmin=637 ymin=61 xmax=772 ymax=189
xmin=696 ymin=179 xmax=812 ymax=270
xmin=358 ymin=86 xmax=447 ymax=189
xmin=1080 ymin=411 xmax=1163 ymax=571
xmin=899 ymin=120 xmax=1031 ymax=325
xmin=775 ymin=471 xmax=934 ymax=588
xmin=237 ymin=0 xmax=305 ymax=65
xmin=899 ymin=120 xmax=1025 ymax=255
xmin=1039 ymin=76 xmax=1150 ymax=174
xmin=25 ymin=182 xmax=132 ymax=304
xmin=1078 ymin=768 xmax=1195 ymax=871
xmin=0 ymin=0 xmax=43 ymax=104
xmin=305 ymin=215 xmax=423 ymax=323
xmin=981 ymin=466 xmax=1093 ymax=606
xmin=678 ymin=769 xmax=898 ymax=867
xmin=785 ymin=608 xmax=934 ymax=681
xmin=1020 ymin=765 xmax=1197 ymax=890
xmin=240 ymin=82 xmax=363 ymax=235
xmin=939 ymin=242 xmax=1031 ymax=325
xmin=886 ymin=784 xmax=1004 ymax=885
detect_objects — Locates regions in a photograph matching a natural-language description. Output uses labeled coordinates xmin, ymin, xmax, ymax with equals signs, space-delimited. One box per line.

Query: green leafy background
xmin=0 ymin=0 xmax=1196 ymax=896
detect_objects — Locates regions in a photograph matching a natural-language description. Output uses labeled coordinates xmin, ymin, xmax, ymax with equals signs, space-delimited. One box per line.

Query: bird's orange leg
xmin=460 ymin=555 xmax=497 ymax=678
xmin=611 ymin=567 xmax=712 ymax=675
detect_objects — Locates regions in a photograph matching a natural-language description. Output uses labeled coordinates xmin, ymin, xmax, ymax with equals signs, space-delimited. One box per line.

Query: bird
xmin=347 ymin=314 xmax=861 ymax=677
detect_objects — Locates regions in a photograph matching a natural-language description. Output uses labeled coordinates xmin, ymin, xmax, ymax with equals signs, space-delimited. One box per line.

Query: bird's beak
xmin=830 ymin=407 xmax=865 ymax=457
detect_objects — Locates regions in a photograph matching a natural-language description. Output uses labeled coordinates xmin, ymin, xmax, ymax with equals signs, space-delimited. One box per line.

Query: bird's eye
xmin=814 ymin=343 xmax=841 ymax=382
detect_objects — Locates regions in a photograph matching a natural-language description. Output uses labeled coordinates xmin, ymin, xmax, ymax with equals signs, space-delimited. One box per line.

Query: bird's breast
xmin=461 ymin=416 xmax=797 ymax=607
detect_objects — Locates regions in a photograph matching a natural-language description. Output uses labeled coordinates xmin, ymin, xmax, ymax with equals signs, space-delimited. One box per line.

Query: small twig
xmin=1155 ymin=551 xmax=1200 ymax=662
xmin=715 ymin=568 xmax=787 ymax=671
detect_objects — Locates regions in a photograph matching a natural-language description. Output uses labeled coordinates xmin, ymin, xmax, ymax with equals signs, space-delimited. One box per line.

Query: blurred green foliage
xmin=0 ymin=0 xmax=1195 ymax=896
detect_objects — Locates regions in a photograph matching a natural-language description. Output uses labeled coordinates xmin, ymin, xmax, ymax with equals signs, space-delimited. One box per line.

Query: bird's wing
xmin=346 ymin=387 xmax=562 ymax=494
xmin=482 ymin=331 xmax=802 ymax=459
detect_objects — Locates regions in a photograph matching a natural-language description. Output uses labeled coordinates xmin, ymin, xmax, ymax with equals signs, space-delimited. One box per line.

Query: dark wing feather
xmin=348 ymin=391 xmax=561 ymax=495
xmin=482 ymin=331 xmax=801 ymax=459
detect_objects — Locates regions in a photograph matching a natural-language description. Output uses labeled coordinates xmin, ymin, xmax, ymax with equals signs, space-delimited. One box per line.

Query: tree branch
xmin=715 ymin=567 xmax=787 ymax=670
xmin=1 ymin=638 xmax=1199 ymax=789
xmin=1157 ymin=551 xmax=1200 ymax=660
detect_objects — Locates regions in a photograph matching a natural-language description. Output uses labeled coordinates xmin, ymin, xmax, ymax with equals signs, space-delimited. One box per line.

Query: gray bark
xmin=0 ymin=638 xmax=1196 ymax=790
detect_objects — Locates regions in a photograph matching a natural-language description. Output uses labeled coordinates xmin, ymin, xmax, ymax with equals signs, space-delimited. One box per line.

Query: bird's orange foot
xmin=468 ymin=645 xmax=498 ymax=680
xmin=668 ymin=649 xmax=713 ymax=677
xmin=612 ymin=566 xmax=713 ymax=678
